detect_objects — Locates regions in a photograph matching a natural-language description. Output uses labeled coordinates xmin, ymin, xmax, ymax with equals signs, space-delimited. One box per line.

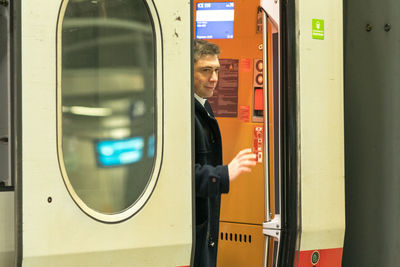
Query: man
xmin=193 ymin=39 xmax=256 ymax=267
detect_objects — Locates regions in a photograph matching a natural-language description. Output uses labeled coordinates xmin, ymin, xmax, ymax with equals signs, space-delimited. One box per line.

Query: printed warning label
xmin=253 ymin=126 xmax=263 ymax=163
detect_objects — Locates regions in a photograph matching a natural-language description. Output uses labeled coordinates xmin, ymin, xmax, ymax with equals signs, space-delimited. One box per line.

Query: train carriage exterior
xmin=9 ymin=0 xmax=396 ymax=266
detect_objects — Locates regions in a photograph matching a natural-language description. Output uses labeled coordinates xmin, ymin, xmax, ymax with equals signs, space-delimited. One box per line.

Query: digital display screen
xmin=196 ymin=2 xmax=234 ymax=39
xmin=96 ymin=137 xmax=144 ymax=167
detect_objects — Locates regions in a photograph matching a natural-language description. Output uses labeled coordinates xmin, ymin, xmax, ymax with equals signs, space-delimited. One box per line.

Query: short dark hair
xmin=193 ymin=39 xmax=220 ymax=63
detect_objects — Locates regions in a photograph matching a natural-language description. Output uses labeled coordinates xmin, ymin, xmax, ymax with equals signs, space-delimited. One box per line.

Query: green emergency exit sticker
xmin=312 ymin=19 xmax=324 ymax=40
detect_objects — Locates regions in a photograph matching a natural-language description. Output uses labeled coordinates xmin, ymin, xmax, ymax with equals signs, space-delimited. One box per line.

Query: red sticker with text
xmin=240 ymin=58 xmax=252 ymax=72
xmin=253 ymin=126 xmax=263 ymax=163
xmin=239 ymin=106 xmax=250 ymax=122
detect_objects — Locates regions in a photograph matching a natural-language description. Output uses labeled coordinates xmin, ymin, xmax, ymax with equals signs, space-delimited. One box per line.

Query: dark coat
xmin=194 ymin=99 xmax=229 ymax=267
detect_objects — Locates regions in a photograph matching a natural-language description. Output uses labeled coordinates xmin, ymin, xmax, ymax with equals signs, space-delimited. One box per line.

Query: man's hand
xmin=228 ymin=148 xmax=257 ymax=182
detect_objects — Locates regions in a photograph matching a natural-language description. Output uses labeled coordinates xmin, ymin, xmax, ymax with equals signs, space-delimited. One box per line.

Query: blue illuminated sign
xmin=96 ymin=137 xmax=144 ymax=167
xmin=147 ymin=135 xmax=155 ymax=158
xmin=196 ymin=2 xmax=234 ymax=39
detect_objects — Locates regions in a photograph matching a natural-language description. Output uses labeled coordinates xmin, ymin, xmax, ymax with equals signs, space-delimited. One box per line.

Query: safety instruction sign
xmin=207 ymin=59 xmax=239 ymax=117
xmin=312 ymin=19 xmax=324 ymax=40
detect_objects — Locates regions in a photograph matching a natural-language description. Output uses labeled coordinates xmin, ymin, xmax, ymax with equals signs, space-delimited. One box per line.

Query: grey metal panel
xmin=0 ymin=3 xmax=10 ymax=186
xmin=343 ymin=0 xmax=400 ymax=266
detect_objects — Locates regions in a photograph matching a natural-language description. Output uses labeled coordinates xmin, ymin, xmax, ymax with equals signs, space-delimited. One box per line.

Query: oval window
xmin=58 ymin=0 xmax=160 ymax=221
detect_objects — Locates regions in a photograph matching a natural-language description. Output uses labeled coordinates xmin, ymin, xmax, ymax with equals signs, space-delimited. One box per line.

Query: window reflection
xmin=61 ymin=0 xmax=156 ymax=214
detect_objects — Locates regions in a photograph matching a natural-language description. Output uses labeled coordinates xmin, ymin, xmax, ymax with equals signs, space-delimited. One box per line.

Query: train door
xmin=260 ymin=2 xmax=284 ymax=266
xmin=260 ymin=0 xmax=346 ymax=266
xmin=8 ymin=0 xmax=192 ymax=266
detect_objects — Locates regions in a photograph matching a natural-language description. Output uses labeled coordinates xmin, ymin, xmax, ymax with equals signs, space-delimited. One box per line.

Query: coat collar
xmin=194 ymin=93 xmax=206 ymax=106
xmin=195 ymin=98 xmax=215 ymax=118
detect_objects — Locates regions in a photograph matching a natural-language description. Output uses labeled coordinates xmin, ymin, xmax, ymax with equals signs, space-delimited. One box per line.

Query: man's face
xmin=194 ymin=54 xmax=220 ymax=98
